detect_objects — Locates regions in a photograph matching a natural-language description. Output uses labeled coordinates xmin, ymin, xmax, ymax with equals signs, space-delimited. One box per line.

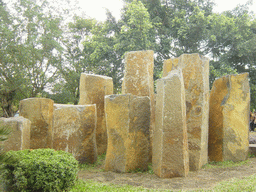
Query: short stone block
xmin=0 ymin=117 xmax=31 ymax=151
xmin=19 ymin=98 xmax=54 ymax=149
xmin=209 ymin=73 xmax=250 ymax=162
xmin=79 ymin=73 xmax=113 ymax=155
xmin=53 ymin=104 xmax=97 ymax=163
xmin=104 ymin=94 xmax=150 ymax=172
xmin=153 ymin=69 xmax=189 ymax=178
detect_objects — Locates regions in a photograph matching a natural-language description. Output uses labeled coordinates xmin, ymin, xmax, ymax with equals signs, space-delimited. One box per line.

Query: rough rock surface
xmin=153 ymin=69 xmax=189 ymax=178
xmin=104 ymin=94 xmax=150 ymax=172
xmin=53 ymin=104 xmax=97 ymax=163
xmin=162 ymin=58 xmax=179 ymax=77
xmin=19 ymin=98 xmax=54 ymax=149
xmin=79 ymin=73 xmax=113 ymax=155
xmin=249 ymin=135 xmax=256 ymax=144
xmin=0 ymin=117 xmax=31 ymax=151
xmin=168 ymin=54 xmax=210 ymax=171
xmin=209 ymin=73 xmax=250 ymax=162
xmin=122 ymin=50 xmax=155 ymax=160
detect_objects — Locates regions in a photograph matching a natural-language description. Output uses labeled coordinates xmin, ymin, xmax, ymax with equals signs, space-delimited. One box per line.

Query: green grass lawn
xmin=2 ymin=155 xmax=256 ymax=192
xmin=69 ymin=174 xmax=256 ymax=192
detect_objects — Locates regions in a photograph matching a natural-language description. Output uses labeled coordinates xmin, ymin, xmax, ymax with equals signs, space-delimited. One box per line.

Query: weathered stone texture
xmin=104 ymin=94 xmax=150 ymax=172
xmin=79 ymin=73 xmax=113 ymax=155
xmin=53 ymin=104 xmax=97 ymax=164
xmin=0 ymin=117 xmax=31 ymax=151
xmin=209 ymin=73 xmax=250 ymax=162
xmin=19 ymin=98 xmax=54 ymax=149
xmin=164 ymin=53 xmax=209 ymax=171
xmin=162 ymin=58 xmax=179 ymax=77
xmin=153 ymin=69 xmax=189 ymax=178
xmin=122 ymin=50 xmax=155 ymax=160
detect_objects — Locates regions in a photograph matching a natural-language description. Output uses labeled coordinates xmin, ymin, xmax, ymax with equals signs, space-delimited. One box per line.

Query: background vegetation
xmin=1 ymin=0 xmax=256 ymax=117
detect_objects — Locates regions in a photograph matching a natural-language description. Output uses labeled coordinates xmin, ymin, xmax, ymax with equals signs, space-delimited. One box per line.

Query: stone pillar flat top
xmin=161 ymin=68 xmax=183 ymax=80
xmin=214 ymin=72 xmax=249 ymax=80
xmin=54 ymin=104 xmax=95 ymax=108
xmin=80 ymin=73 xmax=113 ymax=80
xmin=20 ymin=97 xmax=54 ymax=102
xmin=0 ymin=116 xmax=30 ymax=123
xmin=125 ymin=50 xmax=154 ymax=55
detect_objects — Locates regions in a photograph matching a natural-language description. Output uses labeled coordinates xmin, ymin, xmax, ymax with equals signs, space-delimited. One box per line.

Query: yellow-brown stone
xmin=53 ymin=104 xmax=97 ymax=163
xmin=164 ymin=53 xmax=209 ymax=171
xmin=79 ymin=73 xmax=113 ymax=155
xmin=0 ymin=117 xmax=31 ymax=151
xmin=122 ymin=50 xmax=155 ymax=160
xmin=162 ymin=58 xmax=179 ymax=77
xmin=153 ymin=69 xmax=189 ymax=178
xmin=19 ymin=98 xmax=54 ymax=149
xmin=104 ymin=94 xmax=150 ymax=172
xmin=209 ymin=73 xmax=250 ymax=162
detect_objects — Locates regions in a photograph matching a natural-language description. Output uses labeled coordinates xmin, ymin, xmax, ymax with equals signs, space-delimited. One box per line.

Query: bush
xmin=2 ymin=149 xmax=79 ymax=192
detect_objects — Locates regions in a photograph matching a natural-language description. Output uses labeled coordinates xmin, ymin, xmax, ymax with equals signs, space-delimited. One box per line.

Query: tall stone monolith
xmin=153 ymin=69 xmax=189 ymax=178
xmin=209 ymin=73 xmax=250 ymax=162
xmin=0 ymin=117 xmax=31 ymax=151
xmin=19 ymin=98 xmax=54 ymax=149
xmin=53 ymin=104 xmax=97 ymax=164
xmin=122 ymin=50 xmax=155 ymax=160
xmin=79 ymin=74 xmax=113 ymax=155
xmin=104 ymin=94 xmax=150 ymax=173
xmin=164 ymin=54 xmax=209 ymax=171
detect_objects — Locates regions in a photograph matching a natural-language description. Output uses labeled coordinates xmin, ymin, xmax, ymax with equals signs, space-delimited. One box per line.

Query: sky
xmin=77 ymin=0 xmax=256 ymax=21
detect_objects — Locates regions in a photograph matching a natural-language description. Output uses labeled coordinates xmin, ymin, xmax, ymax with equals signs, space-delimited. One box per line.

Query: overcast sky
xmin=77 ymin=0 xmax=256 ymax=21
xmin=2 ymin=0 xmax=256 ymax=21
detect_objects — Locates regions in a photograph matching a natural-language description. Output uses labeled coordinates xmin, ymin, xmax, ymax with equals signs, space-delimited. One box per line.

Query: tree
xmin=207 ymin=3 xmax=256 ymax=108
xmin=123 ymin=0 xmax=214 ymax=77
xmin=50 ymin=16 xmax=96 ymax=104
xmin=0 ymin=0 xmax=64 ymax=116
xmin=117 ymin=0 xmax=153 ymax=51
xmin=81 ymin=1 xmax=155 ymax=92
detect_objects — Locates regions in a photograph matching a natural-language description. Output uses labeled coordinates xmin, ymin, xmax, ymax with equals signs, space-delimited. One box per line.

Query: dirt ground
xmin=78 ymin=157 xmax=256 ymax=191
xmin=78 ymin=132 xmax=256 ymax=191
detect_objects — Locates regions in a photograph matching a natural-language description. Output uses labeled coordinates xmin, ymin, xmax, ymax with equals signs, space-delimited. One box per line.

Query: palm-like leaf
xmin=0 ymin=125 xmax=11 ymax=164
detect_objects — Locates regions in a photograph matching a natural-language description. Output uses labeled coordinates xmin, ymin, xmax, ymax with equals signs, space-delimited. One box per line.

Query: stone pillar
xmin=153 ymin=69 xmax=189 ymax=178
xmin=19 ymin=98 xmax=54 ymax=149
xmin=104 ymin=94 xmax=150 ymax=172
xmin=0 ymin=117 xmax=31 ymax=151
xmin=165 ymin=53 xmax=209 ymax=171
xmin=53 ymin=104 xmax=97 ymax=164
xmin=209 ymin=73 xmax=250 ymax=162
xmin=162 ymin=58 xmax=179 ymax=77
xmin=122 ymin=50 xmax=155 ymax=160
xmin=79 ymin=73 xmax=113 ymax=155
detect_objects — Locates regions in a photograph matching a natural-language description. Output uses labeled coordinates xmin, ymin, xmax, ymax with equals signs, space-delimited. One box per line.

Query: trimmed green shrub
xmin=2 ymin=149 xmax=79 ymax=192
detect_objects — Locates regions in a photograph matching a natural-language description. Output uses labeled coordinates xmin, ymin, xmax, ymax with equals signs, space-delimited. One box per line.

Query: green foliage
xmin=2 ymin=149 xmax=79 ymax=192
xmin=2 ymin=0 xmax=256 ymax=110
xmin=0 ymin=123 xmax=11 ymax=166
xmin=118 ymin=0 xmax=153 ymax=51
xmin=0 ymin=0 xmax=64 ymax=116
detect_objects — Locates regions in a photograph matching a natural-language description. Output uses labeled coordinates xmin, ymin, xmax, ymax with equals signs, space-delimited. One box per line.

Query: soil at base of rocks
xmin=78 ymin=158 xmax=256 ymax=191
xmin=78 ymin=132 xmax=256 ymax=191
